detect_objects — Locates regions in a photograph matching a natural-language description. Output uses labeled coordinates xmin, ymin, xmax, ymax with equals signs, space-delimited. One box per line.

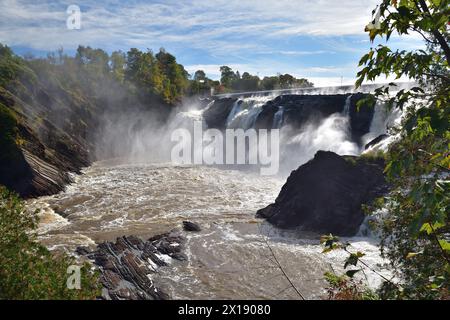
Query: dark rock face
xmin=348 ymin=93 xmax=375 ymax=143
xmin=81 ymin=231 xmax=186 ymax=300
xmin=183 ymin=220 xmax=201 ymax=232
xmin=0 ymin=71 xmax=174 ymax=198
xmin=256 ymin=151 xmax=389 ymax=236
xmin=204 ymin=94 xmax=375 ymax=143
xmin=254 ymin=93 xmax=375 ymax=144
xmin=202 ymin=97 xmax=238 ymax=129
xmin=255 ymin=94 xmax=346 ymax=129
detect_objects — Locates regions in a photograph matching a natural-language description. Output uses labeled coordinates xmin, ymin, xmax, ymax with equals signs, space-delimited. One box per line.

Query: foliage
xmin=0 ymin=102 xmax=21 ymax=164
xmin=190 ymin=69 xmax=219 ymax=96
xmin=324 ymin=272 xmax=379 ymax=300
xmin=0 ymin=186 xmax=101 ymax=299
xmin=321 ymin=235 xmax=385 ymax=300
xmin=1 ymin=43 xmax=191 ymax=108
xmin=324 ymin=0 xmax=449 ymax=300
xmin=217 ymin=66 xmax=313 ymax=93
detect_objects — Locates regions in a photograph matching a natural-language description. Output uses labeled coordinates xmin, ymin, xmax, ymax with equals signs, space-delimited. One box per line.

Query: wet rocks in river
xmin=79 ymin=231 xmax=186 ymax=300
xmin=365 ymin=134 xmax=389 ymax=150
xmin=183 ymin=220 xmax=201 ymax=232
xmin=256 ymin=150 xmax=389 ymax=236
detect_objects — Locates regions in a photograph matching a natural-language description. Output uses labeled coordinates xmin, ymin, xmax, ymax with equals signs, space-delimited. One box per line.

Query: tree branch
xmin=417 ymin=0 xmax=450 ymax=65
xmin=258 ymin=225 xmax=306 ymax=300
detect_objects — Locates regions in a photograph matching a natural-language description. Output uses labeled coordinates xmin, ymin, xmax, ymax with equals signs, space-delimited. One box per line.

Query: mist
xmin=91 ymin=85 xmax=402 ymax=178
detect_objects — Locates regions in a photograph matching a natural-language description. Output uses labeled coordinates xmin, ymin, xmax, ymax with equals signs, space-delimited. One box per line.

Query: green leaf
xmin=406 ymin=252 xmax=422 ymax=259
xmin=438 ymin=240 xmax=450 ymax=252
xmin=420 ymin=222 xmax=445 ymax=235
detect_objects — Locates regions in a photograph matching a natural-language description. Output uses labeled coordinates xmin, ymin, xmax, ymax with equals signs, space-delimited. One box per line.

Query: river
xmin=27 ymin=91 xmax=397 ymax=299
xmin=28 ymin=160 xmax=387 ymax=299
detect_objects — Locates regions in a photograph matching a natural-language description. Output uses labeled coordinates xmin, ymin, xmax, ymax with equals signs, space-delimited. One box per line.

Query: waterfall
xmin=280 ymin=95 xmax=359 ymax=174
xmin=343 ymin=94 xmax=352 ymax=116
xmin=361 ymin=101 xmax=388 ymax=146
xmin=226 ymin=96 xmax=272 ymax=129
xmin=226 ymin=100 xmax=242 ymax=127
xmin=272 ymin=106 xmax=284 ymax=129
xmin=361 ymin=100 xmax=403 ymax=151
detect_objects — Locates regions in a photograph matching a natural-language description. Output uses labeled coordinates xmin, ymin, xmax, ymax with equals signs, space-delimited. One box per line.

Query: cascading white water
xmin=278 ymin=94 xmax=359 ymax=173
xmin=272 ymin=106 xmax=284 ymax=129
xmin=226 ymin=100 xmax=242 ymax=127
xmin=226 ymin=96 xmax=273 ymax=129
xmin=361 ymin=100 xmax=403 ymax=152
xmin=343 ymin=94 xmax=352 ymax=116
xmin=28 ymin=90 xmax=396 ymax=300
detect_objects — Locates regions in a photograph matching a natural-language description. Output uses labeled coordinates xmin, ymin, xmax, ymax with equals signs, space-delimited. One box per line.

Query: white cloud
xmin=278 ymin=50 xmax=335 ymax=56
xmin=0 ymin=0 xmax=383 ymax=52
xmin=0 ymin=0 xmax=425 ymax=82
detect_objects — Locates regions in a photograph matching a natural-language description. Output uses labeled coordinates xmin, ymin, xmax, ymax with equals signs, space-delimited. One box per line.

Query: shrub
xmin=0 ymin=186 xmax=101 ymax=299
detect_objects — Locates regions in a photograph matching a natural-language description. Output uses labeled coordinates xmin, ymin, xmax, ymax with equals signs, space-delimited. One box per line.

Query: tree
xmin=236 ymin=72 xmax=260 ymax=91
xmin=75 ymin=46 xmax=109 ymax=74
xmin=125 ymin=48 xmax=164 ymax=96
xmin=193 ymin=70 xmax=206 ymax=82
xmin=0 ymin=186 xmax=100 ymax=299
xmin=279 ymin=73 xmax=295 ymax=89
xmin=156 ymin=48 xmax=189 ymax=103
xmin=325 ymin=0 xmax=449 ymax=300
xmin=220 ymin=65 xmax=236 ymax=88
xmin=261 ymin=76 xmax=279 ymax=90
xmin=110 ymin=50 xmax=126 ymax=82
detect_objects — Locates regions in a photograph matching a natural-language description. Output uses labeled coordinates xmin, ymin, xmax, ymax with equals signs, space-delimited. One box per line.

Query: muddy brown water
xmin=28 ymin=161 xmax=386 ymax=299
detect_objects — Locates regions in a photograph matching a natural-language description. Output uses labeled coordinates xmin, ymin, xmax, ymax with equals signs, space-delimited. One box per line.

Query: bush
xmin=0 ymin=186 xmax=101 ymax=299
xmin=324 ymin=272 xmax=379 ymax=300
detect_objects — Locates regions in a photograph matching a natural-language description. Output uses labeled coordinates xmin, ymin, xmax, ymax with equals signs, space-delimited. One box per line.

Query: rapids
xmin=29 ymin=162 xmax=388 ymax=299
xmin=27 ymin=88 xmax=402 ymax=299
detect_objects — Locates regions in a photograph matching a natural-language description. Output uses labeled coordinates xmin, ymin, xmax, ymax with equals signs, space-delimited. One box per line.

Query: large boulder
xmin=256 ymin=151 xmax=389 ymax=236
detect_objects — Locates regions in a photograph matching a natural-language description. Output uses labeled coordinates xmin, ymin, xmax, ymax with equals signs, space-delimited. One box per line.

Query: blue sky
xmin=1 ymin=0 xmax=424 ymax=86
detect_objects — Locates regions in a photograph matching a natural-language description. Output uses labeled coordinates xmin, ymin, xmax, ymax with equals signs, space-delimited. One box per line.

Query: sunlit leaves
xmin=320 ymin=234 xmax=343 ymax=253
xmin=0 ymin=186 xmax=101 ymax=299
xmin=351 ymin=0 xmax=450 ymax=300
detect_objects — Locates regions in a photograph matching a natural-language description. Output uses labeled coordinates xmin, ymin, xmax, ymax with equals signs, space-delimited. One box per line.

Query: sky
xmin=0 ymin=0 xmax=425 ymax=87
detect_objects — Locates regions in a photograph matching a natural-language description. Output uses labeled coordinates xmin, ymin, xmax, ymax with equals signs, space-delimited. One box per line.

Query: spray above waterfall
xmin=94 ymin=88 xmax=400 ymax=177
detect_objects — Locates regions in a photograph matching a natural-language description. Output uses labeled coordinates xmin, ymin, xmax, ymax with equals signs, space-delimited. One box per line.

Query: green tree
xmin=236 ymin=72 xmax=260 ymax=91
xmin=0 ymin=186 xmax=100 ymax=299
xmin=261 ymin=76 xmax=280 ymax=90
xmin=156 ymin=48 xmax=189 ymax=103
xmin=110 ymin=50 xmax=126 ymax=82
xmin=220 ymin=65 xmax=236 ymax=88
xmin=75 ymin=46 xmax=109 ymax=75
xmin=324 ymin=0 xmax=449 ymax=300
xmin=193 ymin=70 xmax=206 ymax=82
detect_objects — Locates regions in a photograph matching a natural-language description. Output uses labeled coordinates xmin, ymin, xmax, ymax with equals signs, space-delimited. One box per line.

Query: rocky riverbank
xmin=77 ymin=229 xmax=189 ymax=300
xmin=0 ymin=76 xmax=171 ymax=198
